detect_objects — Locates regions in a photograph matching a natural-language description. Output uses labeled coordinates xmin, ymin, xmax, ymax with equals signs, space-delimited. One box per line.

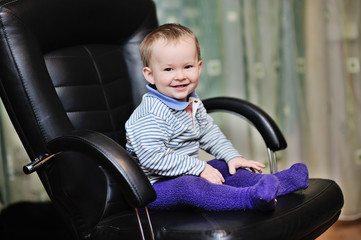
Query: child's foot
xmin=275 ymin=163 xmax=309 ymax=196
xmin=250 ymin=175 xmax=279 ymax=211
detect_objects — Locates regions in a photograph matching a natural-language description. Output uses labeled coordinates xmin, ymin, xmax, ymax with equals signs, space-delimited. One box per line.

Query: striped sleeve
xmin=125 ymin=103 xmax=206 ymax=181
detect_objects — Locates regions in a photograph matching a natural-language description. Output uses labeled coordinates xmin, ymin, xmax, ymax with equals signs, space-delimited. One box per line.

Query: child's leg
xmin=147 ymin=175 xmax=279 ymax=211
xmin=208 ymin=159 xmax=260 ymax=187
xmin=208 ymin=159 xmax=309 ymax=196
xmin=227 ymin=163 xmax=308 ymax=196
xmin=207 ymin=159 xmax=231 ymax=178
xmin=272 ymin=163 xmax=309 ymax=196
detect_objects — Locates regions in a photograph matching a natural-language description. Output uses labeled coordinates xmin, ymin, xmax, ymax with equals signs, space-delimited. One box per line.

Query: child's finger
xmin=215 ymin=169 xmax=225 ymax=183
xmin=250 ymin=166 xmax=263 ymax=173
xmin=220 ymin=173 xmax=225 ymax=183
xmin=228 ymin=165 xmax=236 ymax=175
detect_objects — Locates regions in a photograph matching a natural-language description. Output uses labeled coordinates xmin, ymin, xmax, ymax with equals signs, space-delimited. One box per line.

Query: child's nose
xmin=174 ymin=70 xmax=186 ymax=80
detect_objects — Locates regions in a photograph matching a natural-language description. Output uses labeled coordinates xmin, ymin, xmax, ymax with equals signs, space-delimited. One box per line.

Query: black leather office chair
xmin=0 ymin=0 xmax=343 ymax=239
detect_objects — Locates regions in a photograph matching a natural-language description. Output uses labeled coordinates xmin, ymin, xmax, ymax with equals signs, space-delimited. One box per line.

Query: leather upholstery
xmin=0 ymin=0 xmax=158 ymax=238
xmin=0 ymin=0 xmax=343 ymax=239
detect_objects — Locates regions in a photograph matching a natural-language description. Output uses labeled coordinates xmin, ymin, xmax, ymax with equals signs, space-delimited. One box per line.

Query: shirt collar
xmin=146 ymin=84 xmax=198 ymax=111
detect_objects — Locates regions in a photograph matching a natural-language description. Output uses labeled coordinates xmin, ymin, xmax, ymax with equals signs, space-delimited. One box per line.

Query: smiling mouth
xmin=172 ymin=84 xmax=188 ymax=88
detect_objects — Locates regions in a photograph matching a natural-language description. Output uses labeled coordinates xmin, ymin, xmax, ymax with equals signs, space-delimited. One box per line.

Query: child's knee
xmin=177 ymin=176 xmax=215 ymax=198
xmin=207 ymin=159 xmax=229 ymax=177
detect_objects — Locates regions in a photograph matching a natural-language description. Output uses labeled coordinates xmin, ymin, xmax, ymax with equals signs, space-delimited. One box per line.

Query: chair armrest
xmin=46 ymin=129 xmax=156 ymax=208
xmin=203 ymin=97 xmax=287 ymax=152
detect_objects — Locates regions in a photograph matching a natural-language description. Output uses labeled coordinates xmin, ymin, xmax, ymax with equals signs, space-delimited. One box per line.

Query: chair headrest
xmin=0 ymin=0 xmax=154 ymax=52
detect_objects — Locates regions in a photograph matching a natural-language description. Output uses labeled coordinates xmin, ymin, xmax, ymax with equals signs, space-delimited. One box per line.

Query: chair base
xmin=0 ymin=201 xmax=72 ymax=240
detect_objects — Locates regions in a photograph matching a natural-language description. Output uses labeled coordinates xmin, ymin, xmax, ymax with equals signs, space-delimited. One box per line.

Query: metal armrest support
xmin=203 ymin=97 xmax=287 ymax=173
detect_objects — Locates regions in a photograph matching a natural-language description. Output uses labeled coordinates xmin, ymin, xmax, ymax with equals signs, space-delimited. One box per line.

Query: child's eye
xmin=184 ymin=65 xmax=193 ymax=69
xmin=164 ymin=68 xmax=172 ymax=71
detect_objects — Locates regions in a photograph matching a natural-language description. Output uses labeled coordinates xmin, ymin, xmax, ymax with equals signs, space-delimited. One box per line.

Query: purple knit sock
xmin=274 ymin=163 xmax=309 ymax=196
xmin=148 ymin=175 xmax=279 ymax=211
xmin=209 ymin=159 xmax=309 ymax=196
xmin=244 ymin=175 xmax=279 ymax=211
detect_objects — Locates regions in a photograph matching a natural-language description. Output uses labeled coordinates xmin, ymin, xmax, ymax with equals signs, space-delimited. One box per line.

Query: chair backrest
xmin=0 ymin=0 xmax=158 ymax=238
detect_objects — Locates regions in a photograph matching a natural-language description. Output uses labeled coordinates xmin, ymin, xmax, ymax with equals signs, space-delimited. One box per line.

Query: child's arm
xmin=227 ymin=157 xmax=265 ymax=175
xmin=198 ymin=115 xmax=243 ymax=162
xmin=126 ymin=112 xmax=206 ymax=178
xmin=199 ymin=157 xmax=265 ymax=184
xmin=197 ymin=102 xmax=265 ymax=175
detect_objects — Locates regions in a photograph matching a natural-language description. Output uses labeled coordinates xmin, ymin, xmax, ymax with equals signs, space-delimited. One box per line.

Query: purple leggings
xmin=147 ymin=159 xmax=308 ymax=211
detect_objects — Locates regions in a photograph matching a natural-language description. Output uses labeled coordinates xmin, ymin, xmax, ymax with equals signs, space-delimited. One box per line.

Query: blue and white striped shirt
xmin=125 ymin=85 xmax=242 ymax=184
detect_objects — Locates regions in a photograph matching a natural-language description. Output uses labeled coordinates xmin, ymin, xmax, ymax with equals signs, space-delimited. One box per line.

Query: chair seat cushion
xmin=92 ymin=178 xmax=343 ymax=240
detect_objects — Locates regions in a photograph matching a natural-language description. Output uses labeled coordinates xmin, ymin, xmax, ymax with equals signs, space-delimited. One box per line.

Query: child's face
xmin=142 ymin=37 xmax=202 ymax=102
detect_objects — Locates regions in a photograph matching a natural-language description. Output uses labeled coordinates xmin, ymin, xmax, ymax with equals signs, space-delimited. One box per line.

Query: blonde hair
xmin=140 ymin=23 xmax=201 ymax=67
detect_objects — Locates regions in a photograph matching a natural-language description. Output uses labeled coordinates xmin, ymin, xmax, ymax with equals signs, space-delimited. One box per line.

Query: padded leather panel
xmin=45 ymin=45 xmax=134 ymax=146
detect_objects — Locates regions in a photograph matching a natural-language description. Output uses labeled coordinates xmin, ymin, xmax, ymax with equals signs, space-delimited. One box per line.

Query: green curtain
xmin=153 ymin=0 xmax=361 ymax=220
xmin=0 ymin=102 xmax=48 ymax=209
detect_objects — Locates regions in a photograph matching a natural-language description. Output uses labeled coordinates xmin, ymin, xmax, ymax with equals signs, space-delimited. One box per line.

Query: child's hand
xmin=228 ymin=157 xmax=265 ymax=175
xmin=200 ymin=164 xmax=225 ymax=184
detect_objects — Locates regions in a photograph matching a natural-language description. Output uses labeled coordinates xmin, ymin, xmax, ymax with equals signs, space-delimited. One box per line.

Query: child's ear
xmin=198 ymin=60 xmax=203 ymax=75
xmin=142 ymin=67 xmax=155 ymax=85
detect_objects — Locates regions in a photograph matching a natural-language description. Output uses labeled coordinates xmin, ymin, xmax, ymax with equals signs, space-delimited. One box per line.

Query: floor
xmin=317 ymin=219 xmax=361 ymax=240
